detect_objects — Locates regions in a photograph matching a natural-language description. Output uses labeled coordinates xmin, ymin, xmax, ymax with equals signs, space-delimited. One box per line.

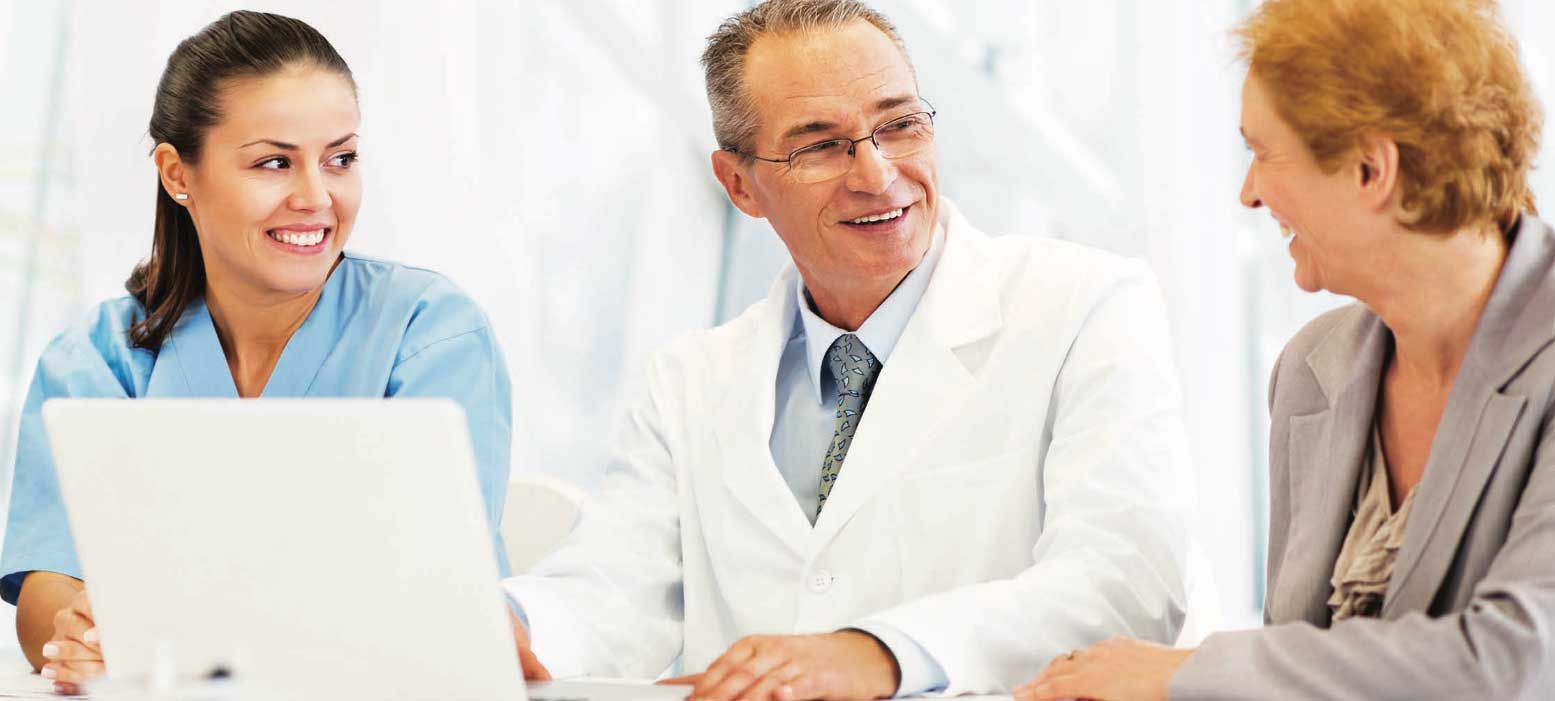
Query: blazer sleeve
xmin=858 ymin=261 xmax=1192 ymax=693
xmin=499 ymin=351 xmax=685 ymax=679
xmin=1169 ymin=399 xmax=1555 ymax=699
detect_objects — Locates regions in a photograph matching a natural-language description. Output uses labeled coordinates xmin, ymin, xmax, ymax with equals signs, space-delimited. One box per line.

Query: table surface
xmin=0 ymin=608 xmax=1012 ymax=700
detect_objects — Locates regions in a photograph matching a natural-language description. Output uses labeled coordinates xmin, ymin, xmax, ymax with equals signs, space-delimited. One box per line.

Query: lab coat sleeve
xmin=501 ymin=351 xmax=685 ymax=679
xmin=858 ymin=261 xmax=1191 ymax=693
xmin=387 ymin=324 xmax=515 ymax=577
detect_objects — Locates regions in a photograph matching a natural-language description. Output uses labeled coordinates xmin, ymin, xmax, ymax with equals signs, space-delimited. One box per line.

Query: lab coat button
xmin=808 ymin=570 xmax=833 ymax=593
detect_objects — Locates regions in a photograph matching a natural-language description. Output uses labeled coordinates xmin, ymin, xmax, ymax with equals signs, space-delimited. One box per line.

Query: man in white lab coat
xmin=505 ymin=1 xmax=1190 ymax=698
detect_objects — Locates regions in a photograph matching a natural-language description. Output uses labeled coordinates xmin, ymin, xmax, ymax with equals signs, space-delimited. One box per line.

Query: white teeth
xmin=269 ymin=229 xmax=326 ymax=247
xmin=847 ymin=208 xmax=904 ymax=225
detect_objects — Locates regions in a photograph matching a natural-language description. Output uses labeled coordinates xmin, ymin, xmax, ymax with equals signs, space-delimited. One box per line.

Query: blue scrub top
xmin=0 ymin=252 xmax=514 ymax=604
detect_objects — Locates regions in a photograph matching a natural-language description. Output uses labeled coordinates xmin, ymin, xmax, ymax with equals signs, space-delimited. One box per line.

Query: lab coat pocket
xmin=893 ymin=448 xmax=1041 ymax=596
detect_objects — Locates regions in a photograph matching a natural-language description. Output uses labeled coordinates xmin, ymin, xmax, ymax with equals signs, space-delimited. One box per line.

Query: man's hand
xmin=510 ymin=609 xmax=552 ymax=681
xmin=41 ymin=588 xmax=102 ymax=696
xmin=661 ymin=631 xmax=899 ymax=701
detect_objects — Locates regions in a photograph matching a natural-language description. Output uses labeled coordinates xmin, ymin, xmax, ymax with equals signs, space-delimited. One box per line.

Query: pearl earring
xmin=174 ymin=193 xmax=189 ymax=201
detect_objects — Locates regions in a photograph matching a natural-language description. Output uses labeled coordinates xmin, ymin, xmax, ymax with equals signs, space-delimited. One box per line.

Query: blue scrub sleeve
xmin=385 ymin=325 xmax=515 ymax=577
xmin=1 ymin=334 xmax=136 ymax=605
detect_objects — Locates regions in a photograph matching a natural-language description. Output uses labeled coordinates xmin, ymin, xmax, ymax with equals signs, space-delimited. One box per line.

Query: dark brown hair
xmin=126 ymin=10 xmax=355 ymax=351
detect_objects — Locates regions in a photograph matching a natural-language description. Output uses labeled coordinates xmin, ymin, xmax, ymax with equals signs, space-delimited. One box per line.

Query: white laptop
xmin=43 ymin=399 xmax=526 ymax=700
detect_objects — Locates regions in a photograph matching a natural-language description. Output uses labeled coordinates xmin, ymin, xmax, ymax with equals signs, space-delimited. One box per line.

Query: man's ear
xmin=711 ymin=149 xmax=765 ymax=219
xmin=152 ymin=143 xmax=192 ymax=207
xmin=1354 ymin=133 xmax=1400 ymax=213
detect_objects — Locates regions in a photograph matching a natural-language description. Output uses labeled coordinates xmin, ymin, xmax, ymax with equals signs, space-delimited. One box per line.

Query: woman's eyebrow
xmin=239 ymin=132 xmax=358 ymax=150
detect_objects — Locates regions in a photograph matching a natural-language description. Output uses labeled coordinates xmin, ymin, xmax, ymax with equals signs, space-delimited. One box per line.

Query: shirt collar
xmin=793 ymin=224 xmax=946 ymax=404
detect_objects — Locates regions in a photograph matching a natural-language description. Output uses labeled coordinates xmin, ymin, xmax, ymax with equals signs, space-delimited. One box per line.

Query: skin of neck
xmin=801 ymin=267 xmax=910 ymax=332
xmin=800 ymin=223 xmax=937 ymax=332
xmin=1358 ymin=220 xmax=1509 ymax=389
xmin=203 ymin=257 xmax=341 ymax=385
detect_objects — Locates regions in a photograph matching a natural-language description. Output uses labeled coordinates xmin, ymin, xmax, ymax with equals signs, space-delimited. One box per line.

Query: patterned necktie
xmin=816 ymin=333 xmax=882 ymax=518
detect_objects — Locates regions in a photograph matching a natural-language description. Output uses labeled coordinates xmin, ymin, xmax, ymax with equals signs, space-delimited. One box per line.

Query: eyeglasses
xmin=729 ymin=100 xmax=937 ymax=184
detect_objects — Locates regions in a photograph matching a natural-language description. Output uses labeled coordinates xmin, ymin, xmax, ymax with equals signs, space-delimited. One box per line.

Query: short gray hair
xmin=701 ymin=0 xmax=912 ymax=153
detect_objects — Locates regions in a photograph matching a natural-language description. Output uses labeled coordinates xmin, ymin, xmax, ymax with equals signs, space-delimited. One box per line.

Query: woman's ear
xmin=1355 ymin=134 xmax=1400 ymax=213
xmin=152 ymin=143 xmax=191 ymax=206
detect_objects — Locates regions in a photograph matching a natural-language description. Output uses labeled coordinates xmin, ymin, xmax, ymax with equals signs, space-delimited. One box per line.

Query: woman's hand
xmin=40 ymin=588 xmax=103 ymax=695
xmin=1012 ymin=638 xmax=1194 ymax=701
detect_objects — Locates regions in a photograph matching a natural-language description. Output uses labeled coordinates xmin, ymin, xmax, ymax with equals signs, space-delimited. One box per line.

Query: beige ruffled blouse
xmin=1328 ymin=425 xmax=1418 ymax=621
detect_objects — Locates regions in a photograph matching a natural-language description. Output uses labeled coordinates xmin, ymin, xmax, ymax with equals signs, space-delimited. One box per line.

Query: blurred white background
xmin=2 ymin=0 xmax=1553 ymax=640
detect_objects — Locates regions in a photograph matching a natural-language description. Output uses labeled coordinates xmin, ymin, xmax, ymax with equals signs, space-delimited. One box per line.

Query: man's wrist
xmin=835 ymin=629 xmax=901 ymax=698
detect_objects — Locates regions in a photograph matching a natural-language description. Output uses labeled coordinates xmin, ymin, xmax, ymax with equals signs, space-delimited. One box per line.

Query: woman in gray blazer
xmin=1017 ymin=1 xmax=1552 ymax=699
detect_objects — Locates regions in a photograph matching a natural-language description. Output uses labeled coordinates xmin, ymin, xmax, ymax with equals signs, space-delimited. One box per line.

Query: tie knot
xmin=826 ymin=333 xmax=881 ymax=399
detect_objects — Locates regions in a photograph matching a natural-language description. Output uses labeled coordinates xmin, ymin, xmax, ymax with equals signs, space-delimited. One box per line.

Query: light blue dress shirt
xmin=0 ymin=252 xmax=515 ymax=604
xmin=768 ymin=229 xmax=949 ymax=696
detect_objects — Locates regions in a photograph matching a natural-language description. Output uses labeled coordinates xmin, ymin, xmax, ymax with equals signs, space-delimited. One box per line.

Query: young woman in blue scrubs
xmin=0 ymin=11 xmax=514 ymax=690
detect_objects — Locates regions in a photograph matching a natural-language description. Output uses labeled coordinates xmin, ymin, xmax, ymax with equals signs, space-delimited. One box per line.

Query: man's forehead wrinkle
xmin=782 ymin=91 xmax=847 ymax=102
xmin=844 ymin=65 xmax=893 ymax=90
xmin=777 ymin=77 xmax=903 ymax=106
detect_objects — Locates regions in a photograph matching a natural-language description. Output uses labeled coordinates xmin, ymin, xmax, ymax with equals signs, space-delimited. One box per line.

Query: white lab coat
xmin=505 ymin=200 xmax=1190 ymax=693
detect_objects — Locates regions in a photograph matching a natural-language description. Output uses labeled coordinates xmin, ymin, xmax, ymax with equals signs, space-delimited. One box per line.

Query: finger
xmin=1024 ymin=673 xmax=1081 ymax=701
xmin=703 ymin=649 xmax=790 ymax=701
xmin=50 ymin=616 xmax=99 ymax=657
xmin=51 ymin=607 xmax=89 ymax=639
xmin=43 ymin=658 xmax=105 ymax=686
xmin=1010 ymin=676 xmax=1040 ymax=697
xmin=779 ymin=671 xmax=826 ymax=701
xmin=53 ymin=681 xmax=80 ymax=697
xmin=71 ymin=592 xmax=93 ymax=619
xmin=692 ymin=641 xmax=759 ymax=699
xmin=658 ymin=674 xmax=703 ymax=686
xmin=700 ymin=666 xmax=761 ymax=701
xmin=41 ymin=640 xmax=102 ymax=663
xmin=733 ymin=664 xmax=801 ymax=701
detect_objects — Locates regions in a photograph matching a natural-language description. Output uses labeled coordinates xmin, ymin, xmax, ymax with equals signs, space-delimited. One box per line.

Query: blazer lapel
xmin=1384 ymin=215 xmax=1555 ymax=616
xmin=717 ymin=268 xmax=814 ymax=557
xmin=1277 ymin=312 xmax=1388 ymax=625
xmin=808 ymin=206 xmax=1003 ymax=553
xmin=1383 ymin=388 xmax=1525 ymax=616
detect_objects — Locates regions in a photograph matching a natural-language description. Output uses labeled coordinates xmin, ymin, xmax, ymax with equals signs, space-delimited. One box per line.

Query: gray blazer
xmin=1171 ymin=215 xmax=1555 ymax=700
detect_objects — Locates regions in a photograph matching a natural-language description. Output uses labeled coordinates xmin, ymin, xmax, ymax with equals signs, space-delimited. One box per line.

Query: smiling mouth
xmin=842 ymin=205 xmax=910 ymax=227
xmin=266 ymin=227 xmax=330 ymax=248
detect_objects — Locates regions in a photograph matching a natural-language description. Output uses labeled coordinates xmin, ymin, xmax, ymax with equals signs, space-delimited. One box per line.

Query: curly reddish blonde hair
xmin=1236 ymin=0 xmax=1542 ymax=233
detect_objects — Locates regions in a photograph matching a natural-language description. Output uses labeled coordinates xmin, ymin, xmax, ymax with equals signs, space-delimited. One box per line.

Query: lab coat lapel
xmin=717 ymin=268 xmax=815 ymax=557
xmin=808 ymin=209 xmax=1003 ymax=552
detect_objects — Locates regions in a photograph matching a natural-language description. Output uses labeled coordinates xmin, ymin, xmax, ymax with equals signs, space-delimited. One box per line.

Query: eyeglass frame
xmin=724 ymin=98 xmax=937 ymax=180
